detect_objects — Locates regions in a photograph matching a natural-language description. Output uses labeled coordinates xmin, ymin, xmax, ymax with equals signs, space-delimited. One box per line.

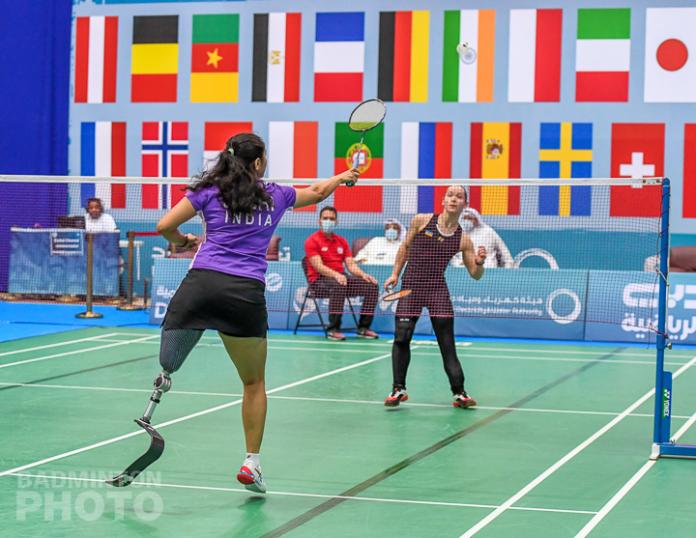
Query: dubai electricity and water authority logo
xmin=345 ymin=143 xmax=372 ymax=174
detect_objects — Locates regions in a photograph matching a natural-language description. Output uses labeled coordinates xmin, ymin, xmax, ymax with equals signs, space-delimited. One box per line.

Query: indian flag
xmin=203 ymin=122 xmax=253 ymax=170
xmin=442 ymin=9 xmax=495 ymax=103
xmin=575 ymin=8 xmax=631 ymax=102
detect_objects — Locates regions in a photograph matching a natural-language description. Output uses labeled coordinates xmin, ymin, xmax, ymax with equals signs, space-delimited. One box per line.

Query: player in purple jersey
xmin=136 ymin=133 xmax=358 ymax=493
xmin=383 ymin=186 xmax=487 ymax=409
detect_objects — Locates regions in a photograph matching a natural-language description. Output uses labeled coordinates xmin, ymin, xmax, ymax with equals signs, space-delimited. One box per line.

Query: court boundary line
xmin=0 ymin=349 xmax=395 ymax=480
xmin=459 ymin=354 xmax=696 ymax=538
xmin=0 ymin=332 xmax=119 ymax=357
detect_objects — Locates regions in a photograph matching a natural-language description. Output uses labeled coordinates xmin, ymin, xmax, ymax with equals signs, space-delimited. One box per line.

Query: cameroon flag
xmin=191 ymin=14 xmax=239 ymax=103
xmin=131 ymin=16 xmax=178 ymax=102
xmin=333 ymin=122 xmax=383 ymax=212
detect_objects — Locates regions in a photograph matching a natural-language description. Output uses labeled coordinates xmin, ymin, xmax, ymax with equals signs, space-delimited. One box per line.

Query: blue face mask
xmin=321 ymin=219 xmax=335 ymax=233
xmin=461 ymin=219 xmax=475 ymax=233
xmin=385 ymin=228 xmax=398 ymax=241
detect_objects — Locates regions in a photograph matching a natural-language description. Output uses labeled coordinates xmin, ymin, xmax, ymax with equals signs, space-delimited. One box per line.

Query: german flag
xmin=191 ymin=14 xmax=239 ymax=103
xmin=377 ymin=11 xmax=429 ymax=102
xmin=131 ymin=16 xmax=178 ymax=103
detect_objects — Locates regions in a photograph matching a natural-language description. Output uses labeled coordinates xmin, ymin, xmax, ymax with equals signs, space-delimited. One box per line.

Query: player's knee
xmin=394 ymin=318 xmax=415 ymax=346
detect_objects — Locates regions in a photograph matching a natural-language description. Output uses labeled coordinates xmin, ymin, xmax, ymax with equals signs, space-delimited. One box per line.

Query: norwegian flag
xmin=141 ymin=121 xmax=189 ymax=209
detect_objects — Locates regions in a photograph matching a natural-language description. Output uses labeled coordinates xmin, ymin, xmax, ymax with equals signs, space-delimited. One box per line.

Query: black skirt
xmin=163 ymin=269 xmax=268 ymax=338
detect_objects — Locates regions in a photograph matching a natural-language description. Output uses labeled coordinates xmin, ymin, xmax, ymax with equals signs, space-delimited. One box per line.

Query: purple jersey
xmin=185 ymin=182 xmax=296 ymax=283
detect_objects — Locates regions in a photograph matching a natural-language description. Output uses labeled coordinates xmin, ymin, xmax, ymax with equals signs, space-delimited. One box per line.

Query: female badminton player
xmin=153 ymin=133 xmax=359 ymax=493
xmin=383 ymin=185 xmax=486 ymax=409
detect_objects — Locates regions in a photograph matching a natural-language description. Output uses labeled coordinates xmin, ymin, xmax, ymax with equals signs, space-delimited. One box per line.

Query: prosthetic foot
xmin=106 ymin=372 xmax=171 ymax=487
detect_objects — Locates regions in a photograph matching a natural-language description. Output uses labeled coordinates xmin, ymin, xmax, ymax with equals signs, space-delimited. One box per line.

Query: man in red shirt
xmin=305 ymin=206 xmax=379 ymax=341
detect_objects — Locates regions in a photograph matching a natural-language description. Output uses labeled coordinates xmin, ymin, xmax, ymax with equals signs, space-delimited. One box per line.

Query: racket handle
xmin=346 ymin=181 xmax=355 ymax=187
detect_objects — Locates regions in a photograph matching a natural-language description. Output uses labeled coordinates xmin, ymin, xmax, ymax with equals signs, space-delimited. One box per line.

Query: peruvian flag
xmin=203 ymin=122 xmax=253 ymax=170
xmin=80 ymin=122 xmax=126 ymax=209
xmin=610 ymin=123 xmax=664 ymax=217
xmin=508 ymin=9 xmax=562 ymax=102
xmin=141 ymin=122 xmax=189 ymax=210
xmin=74 ymin=16 xmax=118 ymax=103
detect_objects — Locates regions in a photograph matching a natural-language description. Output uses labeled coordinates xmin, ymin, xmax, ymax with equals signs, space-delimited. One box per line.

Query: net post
xmin=652 ymin=178 xmax=671 ymax=452
xmin=76 ymin=232 xmax=103 ymax=319
xmin=117 ymin=231 xmax=144 ymax=311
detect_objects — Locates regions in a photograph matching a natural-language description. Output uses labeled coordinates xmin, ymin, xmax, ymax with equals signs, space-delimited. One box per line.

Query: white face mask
xmin=461 ymin=219 xmax=475 ymax=233
xmin=385 ymin=228 xmax=398 ymax=241
xmin=321 ymin=219 xmax=335 ymax=233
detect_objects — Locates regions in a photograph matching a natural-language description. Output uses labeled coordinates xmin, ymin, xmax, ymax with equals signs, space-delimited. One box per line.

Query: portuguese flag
xmin=333 ymin=122 xmax=383 ymax=212
xmin=191 ymin=14 xmax=239 ymax=103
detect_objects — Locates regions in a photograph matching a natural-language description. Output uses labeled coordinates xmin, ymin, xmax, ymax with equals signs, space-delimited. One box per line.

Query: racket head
xmin=382 ymin=288 xmax=412 ymax=302
xmin=348 ymin=99 xmax=387 ymax=133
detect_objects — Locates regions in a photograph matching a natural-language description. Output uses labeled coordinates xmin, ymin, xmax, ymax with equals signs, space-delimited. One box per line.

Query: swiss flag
xmin=610 ymin=123 xmax=664 ymax=217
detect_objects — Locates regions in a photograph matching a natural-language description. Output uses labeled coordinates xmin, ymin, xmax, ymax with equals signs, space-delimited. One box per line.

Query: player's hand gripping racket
xmin=382 ymin=285 xmax=412 ymax=302
xmin=346 ymin=99 xmax=387 ymax=186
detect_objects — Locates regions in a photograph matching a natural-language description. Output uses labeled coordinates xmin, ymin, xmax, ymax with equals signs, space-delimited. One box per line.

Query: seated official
xmin=85 ymin=198 xmax=118 ymax=233
xmin=354 ymin=219 xmax=404 ymax=266
xmin=305 ymin=206 xmax=379 ymax=341
xmin=452 ymin=208 xmax=513 ymax=268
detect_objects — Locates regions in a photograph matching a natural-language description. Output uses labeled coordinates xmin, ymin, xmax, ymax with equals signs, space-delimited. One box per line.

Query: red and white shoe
xmin=237 ymin=464 xmax=267 ymax=494
xmin=327 ymin=330 xmax=346 ymax=341
xmin=357 ymin=328 xmax=379 ymax=339
xmin=453 ymin=392 xmax=477 ymax=409
xmin=384 ymin=388 xmax=408 ymax=407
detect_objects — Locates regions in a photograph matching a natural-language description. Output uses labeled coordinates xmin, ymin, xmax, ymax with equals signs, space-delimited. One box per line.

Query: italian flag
xmin=575 ymin=8 xmax=631 ymax=102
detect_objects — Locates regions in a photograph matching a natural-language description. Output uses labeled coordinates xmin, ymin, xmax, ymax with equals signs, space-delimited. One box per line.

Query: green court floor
xmin=1 ymin=328 xmax=695 ymax=537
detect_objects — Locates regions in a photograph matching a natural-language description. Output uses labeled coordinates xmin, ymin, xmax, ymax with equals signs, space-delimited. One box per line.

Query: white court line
xmin=0 ymin=350 xmax=395 ymax=480
xmin=7 ymin=472 xmax=597 ymax=516
xmin=0 ymin=333 xmax=119 ymax=357
xmin=575 ymin=408 xmax=696 ymax=537
xmin=0 ymin=334 xmax=159 ymax=370
xmin=459 ymin=354 xmax=696 ymax=538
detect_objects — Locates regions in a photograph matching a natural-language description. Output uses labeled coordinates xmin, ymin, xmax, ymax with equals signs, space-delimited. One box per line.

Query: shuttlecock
xmin=456 ymin=42 xmax=477 ymax=64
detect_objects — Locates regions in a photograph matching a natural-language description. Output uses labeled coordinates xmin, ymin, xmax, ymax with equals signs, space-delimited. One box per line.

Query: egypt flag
xmin=538 ymin=123 xmax=593 ymax=216
xmin=74 ymin=16 xmax=118 ymax=103
xmin=575 ymin=8 xmax=631 ymax=102
xmin=268 ymin=122 xmax=318 ymax=212
xmin=469 ymin=123 xmax=521 ymax=215
xmin=203 ymin=122 xmax=253 ymax=170
xmin=508 ymin=9 xmax=562 ymax=102
xmin=191 ymin=14 xmax=239 ymax=103
xmin=141 ymin=122 xmax=188 ymax=209
xmin=377 ymin=11 xmax=429 ymax=103
xmin=80 ymin=122 xmax=126 ymax=209
xmin=252 ymin=13 xmax=301 ymax=102
xmin=333 ymin=122 xmax=383 ymax=212
xmin=314 ymin=12 xmax=364 ymax=102
xmin=685 ymin=125 xmax=696 ymax=218
xmin=442 ymin=10 xmax=495 ymax=103
xmin=400 ymin=122 xmax=452 ymax=214
xmin=644 ymin=8 xmax=696 ymax=102
xmin=131 ymin=16 xmax=178 ymax=103
xmin=610 ymin=123 xmax=664 ymax=218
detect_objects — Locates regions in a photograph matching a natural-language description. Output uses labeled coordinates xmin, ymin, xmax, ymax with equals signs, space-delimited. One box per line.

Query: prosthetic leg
xmin=107 ymin=329 xmax=202 ymax=487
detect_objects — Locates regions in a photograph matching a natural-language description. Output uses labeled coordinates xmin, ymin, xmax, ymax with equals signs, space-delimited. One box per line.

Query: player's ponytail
xmin=189 ymin=132 xmax=273 ymax=216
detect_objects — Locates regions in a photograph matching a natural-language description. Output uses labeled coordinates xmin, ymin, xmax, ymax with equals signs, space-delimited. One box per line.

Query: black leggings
xmin=391 ymin=316 xmax=464 ymax=394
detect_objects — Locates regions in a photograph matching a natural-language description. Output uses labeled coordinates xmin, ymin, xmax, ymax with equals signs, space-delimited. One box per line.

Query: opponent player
xmin=141 ymin=133 xmax=358 ymax=493
xmin=383 ymin=185 xmax=486 ymax=408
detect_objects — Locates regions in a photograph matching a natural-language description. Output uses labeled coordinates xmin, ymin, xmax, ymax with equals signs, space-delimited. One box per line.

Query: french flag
xmin=80 ymin=122 xmax=126 ymax=209
xmin=74 ymin=16 xmax=118 ymax=103
xmin=314 ymin=12 xmax=364 ymax=101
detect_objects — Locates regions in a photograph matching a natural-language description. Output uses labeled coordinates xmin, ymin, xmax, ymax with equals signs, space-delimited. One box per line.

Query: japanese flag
xmin=644 ymin=8 xmax=696 ymax=102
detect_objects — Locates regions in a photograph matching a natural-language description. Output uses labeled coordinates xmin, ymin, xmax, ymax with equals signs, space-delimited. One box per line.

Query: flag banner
xmin=508 ymin=9 xmax=562 ymax=102
xmin=268 ymin=121 xmax=318 ymax=212
xmin=644 ymin=8 xmax=696 ymax=103
xmin=252 ymin=13 xmax=301 ymax=102
xmin=442 ymin=9 xmax=495 ymax=102
xmin=575 ymin=8 xmax=631 ymax=102
xmin=610 ymin=123 xmax=664 ymax=217
xmin=141 ymin=121 xmax=188 ymax=209
xmin=400 ymin=122 xmax=452 ymax=214
xmin=314 ymin=12 xmax=364 ymax=102
xmin=203 ymin=122 xmax=253 ymax=170
xmin=538 ymin=122 xmax=593 ymax=216
xmin=80 ymin=122 xmax=126 ymax=209
xmin=191 ymin=14 xmax=239 ymax=103
xmin=377 ymin=11 xmax=429 ymax=103
xmin=333 ymin=122 xmax=383 ymax=212
xmin=469 ymin=122 xmax=521 ymax=215
xmin=131 ymin=15 xmax=178 ymax=102
xmin=74 ymin=16 xmax=118 ymax=103
xmin=683 ymin=124 xmax=696 ymax=218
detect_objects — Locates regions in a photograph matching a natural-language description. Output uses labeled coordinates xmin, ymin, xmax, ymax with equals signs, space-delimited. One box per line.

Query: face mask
xmin=321 ymin=219 xmax=335 ymax=233
xmin=461 ymin=220 xmax=475 ymax=233
xmin=385 ymin=228 xmax=398 ymax=241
